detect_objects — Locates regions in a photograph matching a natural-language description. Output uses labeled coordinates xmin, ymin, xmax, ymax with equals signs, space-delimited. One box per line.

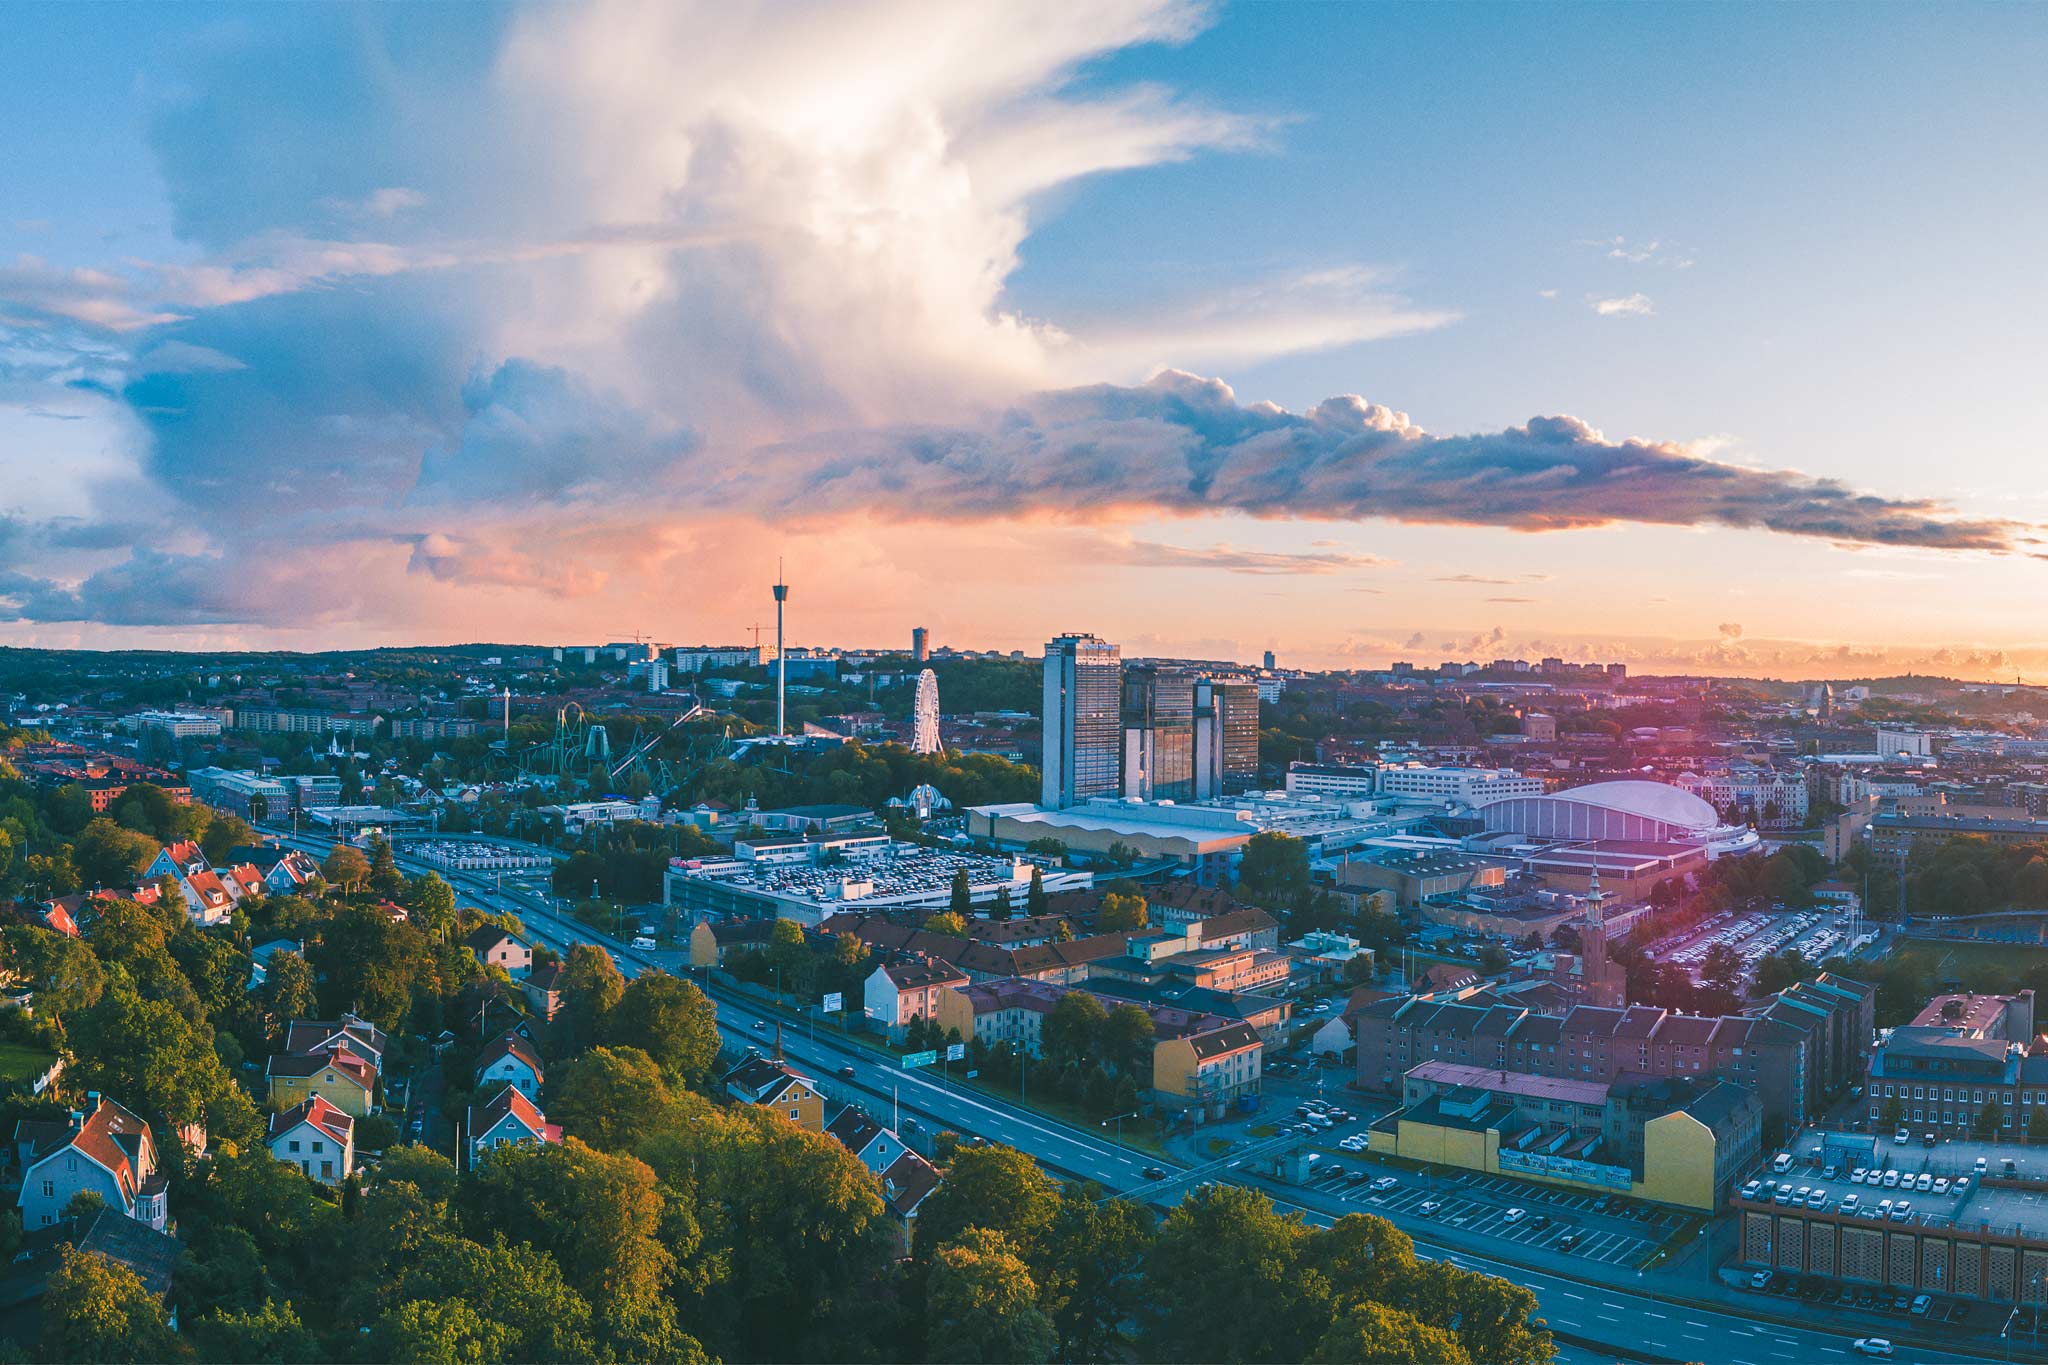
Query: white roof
xmin=1507 ymin=779 xmax=1718 ymax=831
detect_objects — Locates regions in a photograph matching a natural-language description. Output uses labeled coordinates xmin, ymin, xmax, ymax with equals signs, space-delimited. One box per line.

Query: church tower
xmin=1579 ymin=867 xmax=1626 ymax=1007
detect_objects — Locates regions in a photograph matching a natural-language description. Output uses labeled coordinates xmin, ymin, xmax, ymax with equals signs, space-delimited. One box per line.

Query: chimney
xmin=85 ymin=1090 xmax=100 ymax=1112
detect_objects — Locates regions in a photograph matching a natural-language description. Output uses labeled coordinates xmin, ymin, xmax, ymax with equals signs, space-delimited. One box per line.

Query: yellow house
xmin=689 ymin=917 xmax=776 ymax=970
xmin=266 ymin=1047 xmax=378 ymax=1119
xmin=1152 ymin=1022 xmax=1263 ymax=1119
xmin=721 ymin=1055 xmax=825 ymax=1133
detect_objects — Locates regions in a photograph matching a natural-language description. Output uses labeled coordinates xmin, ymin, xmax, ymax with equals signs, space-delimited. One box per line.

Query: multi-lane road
xmin=277 ymin=830 xmax=1998 ymax=1364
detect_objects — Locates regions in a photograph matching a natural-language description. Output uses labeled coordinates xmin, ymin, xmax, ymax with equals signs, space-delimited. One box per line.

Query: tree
xmin=607 ymin=971 xmax=718 ymax=1086
xmin=1041 ymin=992 xmax=1109 ymax=1072
xmin=991 ymin=886 xmax=1013 ymax=921
xmin=458 ymin=1138 xmax=674 ymax=1328
xmin=949 ymin=869 xmax=972 ymax=918
xmin=1099 ymin=1003 xmax=1155 ymax=1079
xmin=404 ymin=873 xmax=458 ymax=940
xmin=551 ymin=1046 xmax=673 ymax=1151
xmin=1236 ymin=831 xmax=1311 ymax=906
xmin=70 ymin=982 xmax=257 ymax=1142
xmin=916 ymin=1144 xmax=1064 ymax=1266
xmin=1973 ymin=1098 xmax=2005 ymax=1140
xmin=925 ymin=910 xmax=968 ymax=936
xmin=1881 ymin=1096 xmax=1907 ymax=1132
xmin=926 ymin=1228 xmax=1057 ymax=1364
xmin=1099 ymin=892 xmax=1148 ymax=932
xmin=74 ymin=817 xmax=160 ymax=890
xmin=198 ymin=812 xmax=258 ymax=866
xmin=1699 ymin=942 xmax=1746 ymax=1006
xmin=189 ymin=1300 xmax=321 ymax=1364
xmin=321 ymin=845 xmax=370 ymax=894
xmin=1753 ymin=949 xmax=1821 ymax=996
xmin=1027 ymin=866 xmax=1047 ymax=914
xmin=262 ymin=950 xmax=318 ymax=1028
xmin=1310 ymin=1301 xmax=1471 ymax=1365
xmin=41 ymin=1245 xmax=180 ymax=1364
xmin=1038 ymin=1196 xmax=1154 ymax=1362
xmin=381 ymin=1298 xmax=519 ymax=1363
xmin=1139 ymin=1184 xmax=1308 ymax=1362
xmin=560 ymin=942 xmax=626 ymax=1051
xmin=1475 ymin=943 xmax=1510 ymax=976
xmin=367 ymin=834 xmax=405 ymax=900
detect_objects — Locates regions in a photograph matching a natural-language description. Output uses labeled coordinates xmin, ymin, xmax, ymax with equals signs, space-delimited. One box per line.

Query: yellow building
xmin=1152 ymin=1022 xmax=1263 ymax=1121
xmin=722 ymin=1055 xmax=825 ymax=1133
xmin=266 ymin=1046 xmax=378 ymax=1119
xmin=1364 ymin=1060 xmax=1757 ymax=1212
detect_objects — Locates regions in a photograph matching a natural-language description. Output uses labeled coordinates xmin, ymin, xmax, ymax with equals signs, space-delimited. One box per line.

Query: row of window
xmin=1875 ymin=1082 xmax=2045 ymax=1105
xmin=1868 ymin=1105 xmax=2014 ymax=1127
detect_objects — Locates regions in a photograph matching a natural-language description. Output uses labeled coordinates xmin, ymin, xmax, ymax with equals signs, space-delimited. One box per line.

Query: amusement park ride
xmin=514 ymin=697 xmax=734 ymax=800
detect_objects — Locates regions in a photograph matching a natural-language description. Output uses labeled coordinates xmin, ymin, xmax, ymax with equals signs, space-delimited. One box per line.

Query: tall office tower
xmin=1121 ymin=665 xmax=1196 ymax=801
xmin=911 ymin=626 xmax=929 ymax=663
xmin=911 ymin=669 xmax=941 ymax=754
xmin=1263 ymin=650 xmax=1276 ymax=672
xmin=1192 ymin=677 xmax=1261 ymax=798
xmin=1041 ymin=633 xmax=1122 ymax=809
xmin=773 ymin=566 xmax=789 ymax=736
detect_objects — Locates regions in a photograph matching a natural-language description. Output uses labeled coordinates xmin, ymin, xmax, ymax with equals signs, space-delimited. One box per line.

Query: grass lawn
xmin=1894 ymin=940 xmax=2048 ymax=981
xmin=0 ymin=1041 xmax=57 ymax=1087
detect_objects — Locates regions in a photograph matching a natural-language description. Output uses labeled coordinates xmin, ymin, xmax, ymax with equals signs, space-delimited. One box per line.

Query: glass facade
xmin=1123 ymin=666 xmax=1196 ymax=801
xmin=1042 ymin=635 xmax=1123 ymax=808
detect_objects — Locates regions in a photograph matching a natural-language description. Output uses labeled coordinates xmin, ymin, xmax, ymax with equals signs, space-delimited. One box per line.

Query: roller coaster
xmin=515 ymin=697 xmax=734 ymax=800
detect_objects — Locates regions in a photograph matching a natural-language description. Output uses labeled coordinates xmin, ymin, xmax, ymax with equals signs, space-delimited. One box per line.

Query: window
xmin=40 ymin=1180 xmax=53 ymax=1199
xmin=321 ymin=1161 xmax=334 ymax=1178
xmin=312 ymin=1141 xmax=324 ymax=1154
xmin=288 ymin=1140 xmax=301 ymax=1153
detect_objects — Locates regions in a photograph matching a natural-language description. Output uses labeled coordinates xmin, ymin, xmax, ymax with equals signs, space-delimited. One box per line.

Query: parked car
xmin=1418 ymin=1200 xmax=1443 ymax=1217
xmin=1370 ymin=1176 xmax=1398 ymax=1192
xmin=1910 ymin=1294 xmax=1932 ymax=1316
xmin=1501 ymin=1208 xmax=1527 ymax=1224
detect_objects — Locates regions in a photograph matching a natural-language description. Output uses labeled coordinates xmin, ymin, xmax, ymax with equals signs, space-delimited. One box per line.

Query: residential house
xmin=179 ymin=869 xmax=235 ymax=926
xmin=247 ymin=938 xmax=303 ymax=991
xmin=0 ymin=1209 xmax=178 ymax=1345
xmin=722 ymin=1055 xmax=825 ymax=1131
xmin=465 ymin=1084 xmax=562 ymax=1170
xmin=865 ymin=957 xmax=969 ymax=1041
xmin=266 ymin=1046 xmax=378 ymax=1118
xmin=522 ymin=961 xmax=564 ymax=1021
xmin=226 ymin=844 xmax=321 ymax=894
xmin=466 ymin=926 xmax=533 ymax=980
xmin=1152 ymin=1022 xmax=1263 ymax=1122
xmin=267 ymin=1095 xmax=355 ymax=1184
xmin=475 ymin=1031 xmax=545 ymax=1099
xmin=219 ymin=862 xmax=267 ymax=903
xmin=825 ymin=1106 xmax=941 ymax=1249
xmin=143 ymin=839 xmax=208 ymax=882
xmin=12 ymin=1094 xmax=167 ymax=1231
xmin=687 ymin=916 xmax=777 ymax=969
xmin=283 ymin=1014 xmax=389 ymax=1072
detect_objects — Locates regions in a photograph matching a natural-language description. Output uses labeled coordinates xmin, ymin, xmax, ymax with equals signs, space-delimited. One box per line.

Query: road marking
xmin=1557 ymin=1290 xmax=1584 ymax=1301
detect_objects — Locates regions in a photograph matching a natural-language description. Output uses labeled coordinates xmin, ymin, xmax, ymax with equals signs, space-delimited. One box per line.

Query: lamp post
xmin=1102 ymin=1109 xmax=1139 ymax=1148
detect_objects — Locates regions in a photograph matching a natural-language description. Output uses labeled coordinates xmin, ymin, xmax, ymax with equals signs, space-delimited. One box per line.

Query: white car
xmin=1370 ymin=1176 xmax=1398 ymax=1192
xmin=1501 ymin=1207 xmax=1527 ymax=1224
xmin=1418 ymin=1199 xmax=1443 ymax=1216
xmin=1852 ymin=1340 xmax=1894 ymax=1358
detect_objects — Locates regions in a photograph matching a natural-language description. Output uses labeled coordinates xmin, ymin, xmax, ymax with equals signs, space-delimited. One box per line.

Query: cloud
xmin=1590 ymin=292 xmax=1654 ymax=317
xmin=1718 ymin=622 xmax=1744 ymax=640
xmin=1486 ymin=596 xmax=1541 ymax=603
xmin=743 ymin=370 xmax=2022 ymax=552
xmin=0 ymin=256 xmax=183 ymax=332
xmin=1067 ymin=532 xmax=1391 ymax=575
xmin=1433 ymin=572 xmax=1552 ymax=585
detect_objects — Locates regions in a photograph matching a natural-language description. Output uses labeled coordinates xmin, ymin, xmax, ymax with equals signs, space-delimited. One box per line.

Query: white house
xmin=863 ymin=957 xmax=968 ymax=1042
xmin=11 ymin=1095 xmax=167 ymax=1231
xmin=266 ymin=1095 xmax=355 ymax=1185
xmin=474 ymin=1031 xmax=545 ymax=1098
xmin=465 ymin=926 xmax=533 ymax=981
xmin=465 ymin=1085 xmax=561 ymax=1171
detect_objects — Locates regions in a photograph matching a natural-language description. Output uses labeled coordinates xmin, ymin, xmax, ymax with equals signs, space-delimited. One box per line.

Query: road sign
xmin=902 ymin=1050 xmax=939 ymax=1069
xmin=946 ymin=1042 xmax=966 ymax=1061
xmin=822 ymin=992 xmax=843 ymax=1013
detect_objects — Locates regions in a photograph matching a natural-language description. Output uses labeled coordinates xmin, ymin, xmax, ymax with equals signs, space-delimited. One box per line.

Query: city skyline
xmin=4 ymin=2 xmax=2048 ymax=678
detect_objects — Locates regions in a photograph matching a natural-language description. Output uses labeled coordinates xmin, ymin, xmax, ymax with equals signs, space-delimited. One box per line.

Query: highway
xmin=276 ymin=830 xmax=2001 ymax=1364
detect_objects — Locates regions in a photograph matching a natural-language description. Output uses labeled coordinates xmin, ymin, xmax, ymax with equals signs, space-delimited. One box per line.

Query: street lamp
xmin=1101 ymin=1109 xmax=1139 ymax=1147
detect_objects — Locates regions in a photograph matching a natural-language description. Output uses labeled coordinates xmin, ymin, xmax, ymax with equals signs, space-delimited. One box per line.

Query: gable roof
xmin=18 ymin=1098 xmax=155 ymax=1207
xmin=476 ymin=1031 xmax=546 ymax=1083
xmin=722 ymin=1055 xmax=817 ymax=1106
xmin=464 ymin=925 xmax=524 ymax=954
xmin=266 ymin=1046 xmax=377 ymax=1093
xmin=467 ymin=1084 xmax=561 ymax=1144
xmin=268 ymin=1094 xmax=355 ymax=1147
xmin=880 ymin=1149 xmax=942 ymax=1219
xmin=284 ymin=1015 xmax=389 ymax=1064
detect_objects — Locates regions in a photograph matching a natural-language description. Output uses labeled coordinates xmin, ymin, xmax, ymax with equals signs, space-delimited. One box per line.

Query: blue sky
xmin=3 ymin=2 xmax=2044 ymax=675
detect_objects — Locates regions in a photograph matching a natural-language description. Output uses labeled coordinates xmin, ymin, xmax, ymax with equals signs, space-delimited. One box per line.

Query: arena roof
xmin=1484 ymin=779 xmax=1717 ymax=833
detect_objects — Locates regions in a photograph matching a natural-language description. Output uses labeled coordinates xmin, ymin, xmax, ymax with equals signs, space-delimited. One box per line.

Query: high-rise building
xmin=1262 ymin=650 xmax=1276 ymax=672
xmin=911 ymin=627 xmax=929 ymax=663
xmin=1041 ymin=633 xmax=1121 ymax=809
xmin=911 ymin=669 xmax=941 ymax=754
xmin=1121 ymin=665 xmax=1196 ymax=801
xmin=773 ymin=566 xmax=789 ymax=736
xmin=1192 ymin=677 xmax=1260 ymax=797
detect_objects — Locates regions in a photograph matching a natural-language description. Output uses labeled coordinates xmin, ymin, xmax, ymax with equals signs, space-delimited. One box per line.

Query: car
xmin=1418 ymin=1200 xmax=1443 ymax=1217
xmin=1823 ymin=1165 xmax=1839 ymax=1180
xmin=1501 ymin=1207 xmax=1527 ymax=1224
xmin=1328 ymin=1109 xmax=1352 ymax=1122
xmin=1954 ymin=1176 xmax=1971 ymax=1192
xmin=1305 ymin=1099 xmax=1331 ymax=1112
xmin=1345 ymin=1170 xmax=1371 ymax=1184
xmin=1841 ymin=1194 xmax=1859 ymax=1212
xmin=1529 ymin=1213 xmax=1551 ymax=1229
xmin=1141 ymin=1166 xmax=1168 ymax=1181
xmin=1914 ymin=1173 xmax=1934 ymax=1192
xmin=1806 ymin=1189 xmax=1826 ymax=1208
xmin=1893 ymin=1128 xmax=1910 ymax=1144
xmin=1852 ymin=1340 xmax=1894 ymax=1358
xmin=1555 ymin=1232 xmax=1580 ymax=1251
xmin=1881 ymin=1169 xmax=1901 ymax=1188
xmin=1889 ymin=1203 xmax=1911 ymax=1222
xmin=1749 ymin=1269 xmax=1772 ymax=1289
xmin=1922 ymin=1132 xmax=1937 ymax=1148
xmin=1849 ymin=1168 xmax=1866 ymax=1184
xmin=1370 ymin=1176 xmax=1399 ymax=1192
xmin=752 ymin=1020 xmax=765 ymax=1032
xmin=630 ymin=935 xmax=656 ymax=950
xmin=1933 ymin=1177 xmax=1949 ymax=1195
xmin=1773 ymin=1187 xmax=1794 ymax=1204
xmin=1910 ymin=1294 xmax=1932 ymax=1316
xmin=1975 ymin=1156 xmax=1989 ymax=1174
xmin=1773 ymin=1152 xmax=1794 ymax=1172
xmin=1740 ymin=1180 xmax=1762 ymax=1199
xmin=838 ymin=1064 xmax=857 ymax=1080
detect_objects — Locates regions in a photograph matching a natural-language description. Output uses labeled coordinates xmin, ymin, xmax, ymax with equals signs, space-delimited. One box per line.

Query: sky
xmin=3 ymin=0 xmax=2046 ymax=678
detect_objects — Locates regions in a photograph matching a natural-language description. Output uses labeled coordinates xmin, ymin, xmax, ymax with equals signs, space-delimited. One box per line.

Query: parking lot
xmin=1738 ymin=1269 xmax=2015 ymax=1334
xmin=1647 ymin=906 xmax=1871 ymax=986
xmin=1285 ymin=1156 xmax=1679 ymax=1269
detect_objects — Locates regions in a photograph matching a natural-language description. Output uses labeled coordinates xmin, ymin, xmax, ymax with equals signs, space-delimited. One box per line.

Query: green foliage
xmin=319 ymin=845 xmax=369 ymax=893
xmin=40 ymin=1245 xmax=181 ymax=1364
xmin=1099 ymin=892 xmax=1147 ymax=932
xmin=927 ymin=1228 xmax=1057 ymax=1364
xmin=188 ymin=1300 xmax=322 ymax=1365
xmin=917 ymin=1144 xmax=1063 ymax=1266
xmin=606 ymin=971 xmax=718 ymax=1086
xmin=924 ymin=911 xmax=968 ymax=937
xmin=403 ymin=873 xmax=459 ymax=940
xmin=73 ymin=818 xmax=160 ymax=890
xmin=1236 ymin=831 xmax=1311 ymax=906
xmin=559 ymin=942 xmax=626 ymax=1052
xmin=551 ymin=1046 xmax=673 ymax=1151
